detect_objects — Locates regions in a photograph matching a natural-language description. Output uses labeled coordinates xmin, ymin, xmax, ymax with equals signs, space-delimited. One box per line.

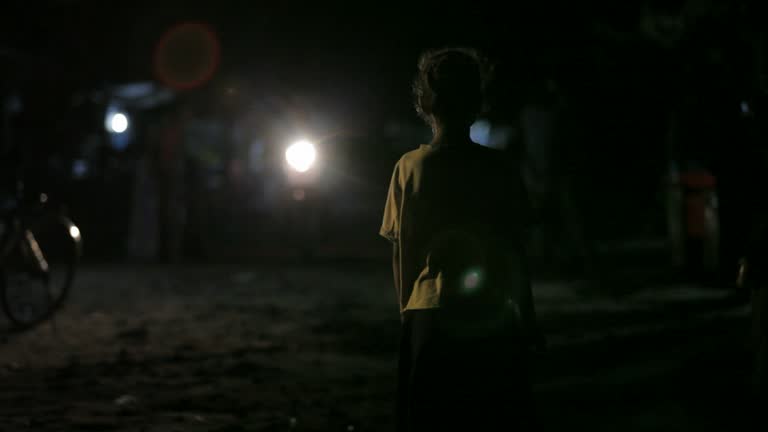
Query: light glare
xmin=109 ymin=113 xmax=129 ymax=133
xmin=461 ymin=267 xmax=484 ymax=295
xmin=285 ymin=140 xmax=317 ymax=173
xmin=69 ymin=226 xmax=81 ymax=239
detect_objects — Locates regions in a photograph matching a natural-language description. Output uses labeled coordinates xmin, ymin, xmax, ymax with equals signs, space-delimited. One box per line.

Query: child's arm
xmin=381 ymin=159 xmax=403 ymax=317
xmin=391 ymin=242 xmax=404 ymax=321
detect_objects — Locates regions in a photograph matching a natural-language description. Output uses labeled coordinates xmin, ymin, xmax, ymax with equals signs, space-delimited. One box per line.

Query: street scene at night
xmin=1 ymin=1 xmax=767 ymax=431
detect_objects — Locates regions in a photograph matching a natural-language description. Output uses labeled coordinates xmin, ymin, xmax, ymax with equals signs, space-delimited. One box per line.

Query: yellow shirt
xmin=380 ymin=142 xmax=530 ymax=315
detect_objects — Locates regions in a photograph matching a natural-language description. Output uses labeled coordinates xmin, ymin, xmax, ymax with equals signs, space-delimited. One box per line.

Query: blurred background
xmin=1 ymin=1 xmax=766 ymax=431
xmin=4 ymin=1 xmax=765 ymax=275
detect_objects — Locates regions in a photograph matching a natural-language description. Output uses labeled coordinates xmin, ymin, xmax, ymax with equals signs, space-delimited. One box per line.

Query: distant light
xmin=108 ymin=112 xmax=129 ymax=133
xmin=741 ymin=101 xmax=751 ymax=114
xmin=69 ymin=225 xmax=81 ymax=240
xmin=72 ymin=159 xmax=89 ymax=178
xmin=470 ymin=120 xmax=491 ymax=146
xmin=461 ymin=267 xmax=484 ymax=294
xmin=285 ymin=140 xmax=317 ymax=173
xmin=464 ymin=271 xmax=480 ymax=290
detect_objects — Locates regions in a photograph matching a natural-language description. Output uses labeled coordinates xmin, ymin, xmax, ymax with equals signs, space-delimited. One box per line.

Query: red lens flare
xmin=153 ymin=22 xmax=221 ymax=91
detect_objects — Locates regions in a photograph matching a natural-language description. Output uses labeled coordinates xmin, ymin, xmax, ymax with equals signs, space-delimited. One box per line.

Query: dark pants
xmin=397 ymin=308 xmax=534 ymax=432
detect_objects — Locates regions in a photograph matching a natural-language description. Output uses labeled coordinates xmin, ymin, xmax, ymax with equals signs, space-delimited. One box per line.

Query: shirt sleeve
xmin=379 ymin=160 xmax=402 ymax=242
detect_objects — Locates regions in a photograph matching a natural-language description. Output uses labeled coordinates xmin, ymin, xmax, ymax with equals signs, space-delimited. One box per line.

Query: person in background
xmin=380 ymin=47 xmax=542 ymax=431
xmin=734 ymin=92 xmax=768 ymax=415
xmin=738 ymin=211 xmax=768 ymax=413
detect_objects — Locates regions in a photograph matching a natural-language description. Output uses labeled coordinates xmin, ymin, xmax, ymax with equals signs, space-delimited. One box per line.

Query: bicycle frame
xmin=0 ymin=204 xmax=82 ymax=268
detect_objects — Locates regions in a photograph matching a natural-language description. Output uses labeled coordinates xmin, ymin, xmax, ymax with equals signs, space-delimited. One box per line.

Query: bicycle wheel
xmin=1 ymin=213 xmax=81 ymax=330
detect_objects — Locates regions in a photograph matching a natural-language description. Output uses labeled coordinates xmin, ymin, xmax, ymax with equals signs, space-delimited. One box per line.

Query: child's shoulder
xmin=398 ymin=143 xmax=504 ymax=171
xmin=396 ymin=145 xmax=431 ymax=168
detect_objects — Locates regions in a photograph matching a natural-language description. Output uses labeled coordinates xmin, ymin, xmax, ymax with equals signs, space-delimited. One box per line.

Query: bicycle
xmin=0 ymin=181 xmax=82 ymax=331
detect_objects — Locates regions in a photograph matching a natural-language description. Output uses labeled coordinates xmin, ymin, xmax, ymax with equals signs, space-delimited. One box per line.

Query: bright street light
xmin=107 ymin=112 xmax=129 ymax=134
xmin=285 ymin=139 xmax=317 ymax=173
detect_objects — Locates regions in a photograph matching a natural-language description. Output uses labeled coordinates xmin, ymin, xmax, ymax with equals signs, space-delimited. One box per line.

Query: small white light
xmin=285 ymin=140 xmax=317 ymax=173
xmin=69 ymin=225 xmax=81 ymax=239
xmin=108 ymin=113 xmax=129 ymax=133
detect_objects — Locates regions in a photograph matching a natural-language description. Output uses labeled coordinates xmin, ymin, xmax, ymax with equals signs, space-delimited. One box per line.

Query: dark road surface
xmin=0 ymin=264 xmax=753 ymax=431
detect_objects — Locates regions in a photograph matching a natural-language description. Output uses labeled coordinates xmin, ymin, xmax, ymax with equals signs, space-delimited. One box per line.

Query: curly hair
xmin=413 ymin=47 xmax=491 ymax=126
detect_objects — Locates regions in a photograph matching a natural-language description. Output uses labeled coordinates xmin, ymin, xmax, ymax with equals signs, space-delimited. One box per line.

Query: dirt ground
xmin=0 ymin=263 xmax=756 ymax=431
xmin=1 ymin=264 xmax=401 ymax=431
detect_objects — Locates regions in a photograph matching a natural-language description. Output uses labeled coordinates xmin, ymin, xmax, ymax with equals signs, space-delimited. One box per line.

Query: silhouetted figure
xmin=739 ymin=216 xmax=768 ymax=416
xmin=738 ymin=163 xmax=768 ymax=410
xmin=732 ymin=93 xmax=768 ymax=413
xmin=380 ymin=48 xmax=541 ymax=431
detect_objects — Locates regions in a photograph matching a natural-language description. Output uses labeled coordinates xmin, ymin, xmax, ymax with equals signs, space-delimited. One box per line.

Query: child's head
xmin=413 ymin=47 xmax=490 ymax=131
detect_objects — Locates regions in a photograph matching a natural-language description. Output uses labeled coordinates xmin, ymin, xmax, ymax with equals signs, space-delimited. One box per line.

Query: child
xmin=381 ymin=47 xmax=541 ymax=431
